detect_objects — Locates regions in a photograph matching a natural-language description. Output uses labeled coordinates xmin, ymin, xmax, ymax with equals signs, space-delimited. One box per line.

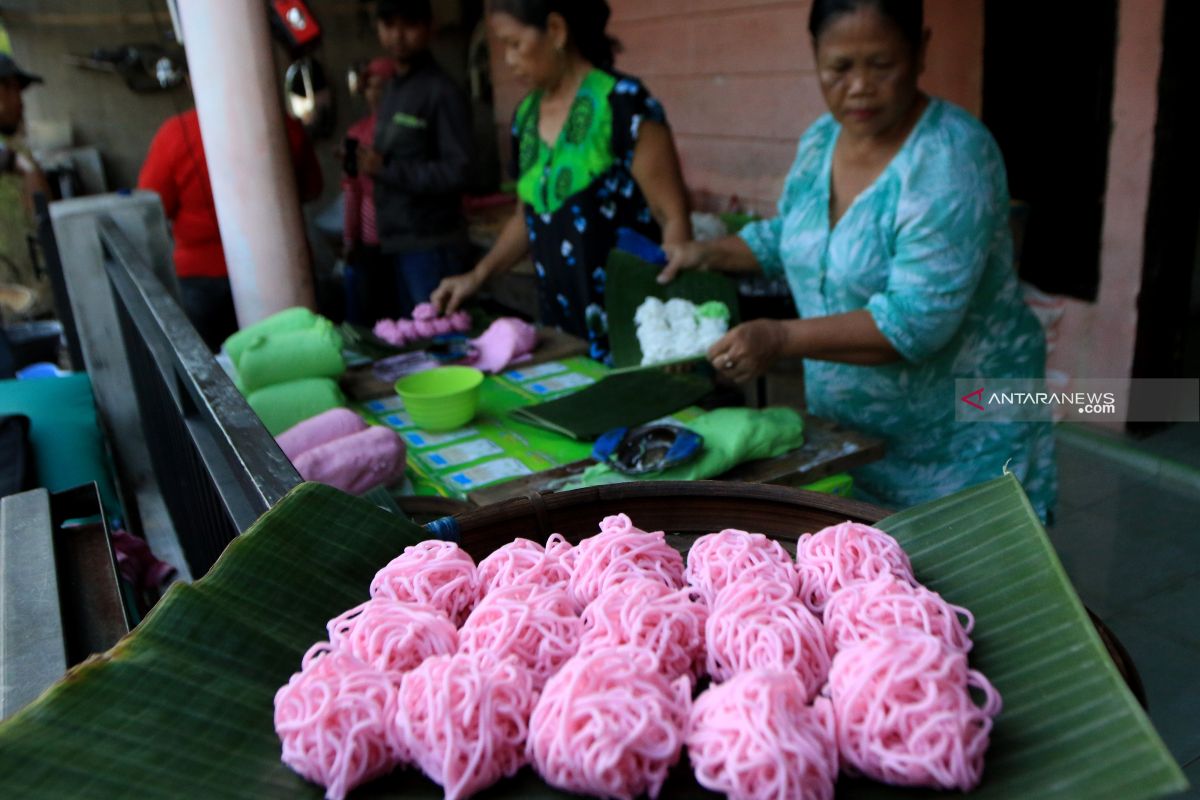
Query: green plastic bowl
xmin=394 ymin=366 xmax=484 ymax=432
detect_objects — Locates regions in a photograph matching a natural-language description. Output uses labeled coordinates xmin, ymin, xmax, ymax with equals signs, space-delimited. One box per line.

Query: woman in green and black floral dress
xmin=432 ymin=0 xmax=691 ymax=362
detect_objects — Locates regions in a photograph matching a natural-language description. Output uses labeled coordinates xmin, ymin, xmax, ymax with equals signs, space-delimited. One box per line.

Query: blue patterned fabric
xmin=740 ymin=98 xmax=1056 ymax=519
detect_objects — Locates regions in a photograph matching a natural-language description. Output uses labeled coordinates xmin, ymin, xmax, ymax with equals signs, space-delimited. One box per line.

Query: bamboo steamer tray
xmin=439 ymin=481 xmax=887 ymax=560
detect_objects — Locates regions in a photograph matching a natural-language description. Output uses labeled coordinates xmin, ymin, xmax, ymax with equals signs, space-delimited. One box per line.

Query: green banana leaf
xmin=605 ymin=250 xmax=742 ymax=369
xmin=508 ymin=369 xmax=714 ymax=440
xmin=0 ymin=477 xmax=1187 ymax=799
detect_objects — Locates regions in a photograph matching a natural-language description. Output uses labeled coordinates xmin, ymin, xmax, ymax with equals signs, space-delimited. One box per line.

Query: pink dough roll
xmin=795 ymin=521 xmax=916 ymax=615
xmin=326 ymin=598 xmax=458 ymax=678
xmin=274 ymin=644 xmax=401 ymax=800
xmin=823 ymin=575 xmax=974 ymax=656
xmin=528 ymin=646 xmax=691 ymax=800
xmin=458 ymin=582 xmax=581 ymax=690
xmin=685 ymin=529 xmax=799 ymax=606
xmin=705 ymin=580 xmax=830 ymax=697
xmin=578 ymin=576 xmax=708 ymax=681
xmin=828 ymin=628 xmax=1002 ymax=791
xmin=370 ymin=540 xmax=479 ymax=626
xmin=687 ymin=671 xmax=838 ymax=800
xmin=276 ymin=407 xmax=368 ymax=462
xmin=567 ymin=514 xmax=685 ymax=610
xmin=395 ymin=652 xmax=536 ymax=800
xmin=292 ymin=425 xmax=407 ymax=495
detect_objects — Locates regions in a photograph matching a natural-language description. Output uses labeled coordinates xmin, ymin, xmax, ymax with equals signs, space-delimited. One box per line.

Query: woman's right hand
xmin=657 ymin=241 xmax=709 ymax=284
xmin=431 ymin=270 xmax=484 ymax=315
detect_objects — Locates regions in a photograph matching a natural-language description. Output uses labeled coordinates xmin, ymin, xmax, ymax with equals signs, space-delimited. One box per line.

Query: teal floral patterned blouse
xmin=740 ymin=98 xmax=1056 ymax=519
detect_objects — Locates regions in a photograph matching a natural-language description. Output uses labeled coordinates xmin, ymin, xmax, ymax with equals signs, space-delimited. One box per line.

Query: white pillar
xmin=176 ymin=0 xmax=316 ymax=326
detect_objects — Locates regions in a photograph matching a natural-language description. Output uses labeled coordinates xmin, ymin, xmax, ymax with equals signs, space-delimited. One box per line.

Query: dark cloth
xmin=0 ymin=414 xmax=35 ymax=498
xmin=179 ymin=276 xmax=237 ymax=352
xmin=388 ymin=245 xmax=466 ymax=319
xmin=343 ymin=244 xmax=387 ymax=326
xmin=372 ymin=52 xmax=471 ymax=253
xmin=344 ymin=244 xmax=466 ymax=324
xmin=512 ymin=71 xmax=666 ymax=363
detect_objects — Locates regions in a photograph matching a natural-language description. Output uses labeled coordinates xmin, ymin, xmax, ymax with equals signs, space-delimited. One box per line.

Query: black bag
xmin=0 ymin=414 xmax=36 ymax=498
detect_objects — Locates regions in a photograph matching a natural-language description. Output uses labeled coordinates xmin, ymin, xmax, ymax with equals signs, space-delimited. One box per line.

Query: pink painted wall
xmin=1047 ymin=0 xmax=1163 ymax=408
xmin=488 ymin=0 xmax=984 ymax=213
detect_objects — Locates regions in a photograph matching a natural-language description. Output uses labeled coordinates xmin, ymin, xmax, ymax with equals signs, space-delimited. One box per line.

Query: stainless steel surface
xmin=0 ymin=490 xmax=68 ymax=720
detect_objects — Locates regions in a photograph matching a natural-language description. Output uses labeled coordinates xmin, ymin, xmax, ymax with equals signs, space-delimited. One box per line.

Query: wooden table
xmin=465 ymin=416 xmax=884 ymax=507
xmin=342 ymin=329 xmax=885 ymax=510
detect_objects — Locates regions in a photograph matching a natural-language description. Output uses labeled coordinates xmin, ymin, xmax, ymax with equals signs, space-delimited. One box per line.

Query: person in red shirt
xmin=342 ymin=57 xmax=396 ymax=325
xmin=138 ymin=107 xmax=323 ymax=350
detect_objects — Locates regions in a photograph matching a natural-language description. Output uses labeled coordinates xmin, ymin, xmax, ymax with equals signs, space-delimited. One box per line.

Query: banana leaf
xmin=507 ymin=369 xmax=714 ymax=440
xmin=605 ymin=250 xmax=741 ymax=369
xmin=0 ymin=477 xmax=1187 ymax=799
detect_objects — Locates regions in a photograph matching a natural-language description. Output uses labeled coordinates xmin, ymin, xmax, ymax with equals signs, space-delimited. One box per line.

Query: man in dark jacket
xmin=359 ymin=0 xmax=471 ymax=318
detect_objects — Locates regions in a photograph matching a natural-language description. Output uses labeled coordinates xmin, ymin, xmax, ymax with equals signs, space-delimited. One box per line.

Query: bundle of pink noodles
xmin=828 ymin=628 xmax=1002 ymax=791
xmin=567 ymin=514 xmax=684 ymax=609
xmin=273 ymin=644 xmax=401 ymax=800
xmin=823 ymin=574 xmax=974 ymax=655
xmin=373 ymin=302 xmax=471 ymax=347
xmin=370 ymin=541 xmax=479 ymax=625
xmin=475 ymin=534 xmax=573 ymax=599
xmin=528 ymin=646 xmax=691 ymax=800
xmin=326 ymin=598 xmax=458 ymax=677
xmin=395 ymin=652 xmax=536 ymax=800
xmin=458 ymin=583 xmax=581 ymax=689
xmin=795 ymin=521 xmax=916 ymax=615
xmin=685 ymin=529 xmax=798 ymax=605
xmin=578 ymin=576 xmax=708 ymax=681
xmin=705 ymin=579 xmax=829 ymax=696
xmin=687 ymin=670 xmax=838 ymax=800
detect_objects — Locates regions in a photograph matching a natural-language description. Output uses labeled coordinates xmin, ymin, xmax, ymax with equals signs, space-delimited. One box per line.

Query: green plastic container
xmin=395 ymin=366 xmax=484 ymax=432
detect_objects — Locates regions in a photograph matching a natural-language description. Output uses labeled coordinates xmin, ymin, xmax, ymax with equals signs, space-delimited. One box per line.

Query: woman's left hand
xmin=707 ymin=319 xmax=786 ymax=384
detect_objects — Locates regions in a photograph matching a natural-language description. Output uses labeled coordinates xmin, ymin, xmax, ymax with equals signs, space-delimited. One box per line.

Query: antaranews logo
xmin=955 ymin=379 xmax=1199 ymax=424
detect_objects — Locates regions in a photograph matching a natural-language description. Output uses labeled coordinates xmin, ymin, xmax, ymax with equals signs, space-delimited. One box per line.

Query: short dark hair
xmin=376 ymin=0 xmax=433 ymax=24
xmin=489 ymin=0 xmax=621 ymax=72
xmin=808 ymin=0 xmax=924 ymax=51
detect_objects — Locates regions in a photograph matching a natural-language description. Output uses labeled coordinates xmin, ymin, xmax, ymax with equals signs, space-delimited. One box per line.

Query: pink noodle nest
xmin=326 ymin=598 xmax=459 ymax=678
xmin=705 ymin=579 xmax=830 ymax=696
xmin=687 ymin=671 xmax=838 ymax=800
xmin=370 ymin=540 xmax=479 ymax=626
xmin=567 ymin=514 xmax=685 ymax=610
xmin=273 ymin=644 xmax=401 ymax=800
xmin=395 ymin=652 xmax=537 ymax=800
xmin=458 ymin=582 xmax=582 ymax=689
xmin=828 ymin=628 xmax=1002 ymax=791
xmin=528 ymin=646 xmax=692 ymax=800
xmin=685 ymin=529 xmax=799 ymax=605
xmin=795 ymin=521 xmax=916 ymax=615
xmin=823 ymin=574 xmax=975 ymax=656
xmin=578 ymin=576 xmax=708 ymax=681
xmin=475 ymin=535 xmax=573 ymax=599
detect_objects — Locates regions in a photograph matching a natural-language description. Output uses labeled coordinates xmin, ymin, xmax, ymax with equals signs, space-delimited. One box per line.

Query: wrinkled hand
xmin=707 ymin=319 xmax=786 ymax=384
xmin=657 ymin=241 xmax=708 ymax=285
xmin=358 ymin=145 xmax=383 ymax=178
xmin=431 ymin=271 xmax=483 ymax=315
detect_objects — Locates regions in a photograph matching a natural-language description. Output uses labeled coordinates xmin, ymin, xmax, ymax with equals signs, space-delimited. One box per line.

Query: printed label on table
xmin=421 ymin=439 xmax=504 ymax=469
xmin=528 ymin=372 xmax=595 ymax=396
xmin=381 ymin=412 xmax=416 ymax=430
xmin=364 ymin=396 xmax=407 ymax=414
xmin=447 ymin=458 xmax=532 ymax=490
xmin=402 ymin=427 xmax=480 ymax=449
xmin=505 ymin=361 xmax=569 ymax=383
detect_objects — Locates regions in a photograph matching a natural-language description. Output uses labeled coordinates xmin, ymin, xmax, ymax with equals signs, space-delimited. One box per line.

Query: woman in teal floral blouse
xmin=662 ymin=0 xmax=1057 ymax=520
